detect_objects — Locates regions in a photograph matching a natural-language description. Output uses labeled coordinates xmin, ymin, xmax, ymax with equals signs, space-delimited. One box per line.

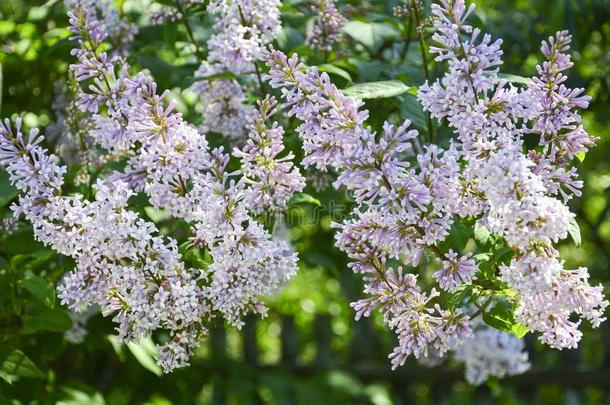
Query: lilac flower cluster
xmin=149 ymin=0 xmax=205 ymax=26
xmin=65 ymin=0 xmax=136 ymax=55
xmin=453 ymin=315 xmax=530 ymax=385
xmin=190 ymin=62 xmax=252 ymax=140
xmin=264 ymin=48 xmax=474 ymax=368
xmin=234 ymin=96 xmax=306 ymax=214
xmin=190 ymin=0 xmax=282 ymax=140
xmin=419 ymin=0 xmax=607 ymax=350
xmin=306 ymin=0 xmax=347 ymax=52
xmin=434 ymin=250 xmax=477 ymax=292
xmin=0 ymin=118 xmax=206 ymax=373
xmin=2 ymin=0 xmax=604 ymax=385
xmin=263 ymin=0 xmax=607 ymax=380
xmin=207 ymin=0 xmax=282 ymax=73
xmin=0 ymin=1 xmax=301 ymax=373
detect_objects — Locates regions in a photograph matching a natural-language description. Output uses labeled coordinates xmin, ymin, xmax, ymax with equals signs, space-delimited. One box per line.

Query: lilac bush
xmin=0 ymin=0 xmax=605 ymax=386
xmin=263 ymin=0 xmax=606 ymax=382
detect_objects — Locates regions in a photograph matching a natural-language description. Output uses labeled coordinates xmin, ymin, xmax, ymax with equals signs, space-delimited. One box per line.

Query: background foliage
xmin=0 ymin=0 xmax=609 ymax=403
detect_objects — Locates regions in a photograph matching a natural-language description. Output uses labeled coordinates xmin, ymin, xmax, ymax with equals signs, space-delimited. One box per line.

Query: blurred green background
xmin=1 ymin=0 xmax=609 ymax=403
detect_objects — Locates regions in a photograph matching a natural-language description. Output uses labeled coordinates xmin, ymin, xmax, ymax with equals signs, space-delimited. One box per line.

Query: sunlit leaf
xmin=127 ymin=338 xmax=162 ymax=377
xmin=568 ymin=217 xmax=581 ymax=246
xmin=0 ymin=346 xmax=44 ymax=383
xmin=317 ymin=64 xmax=352 ymax=83
xmin=342 ymin=80 xmax=410 ymax=99
xmin=21 ymin=305 xmax=71 ymax=334
xmin=510 ymin=322 xmax=529 ymax=339
xmin=496 ymin=73 xmax=532 ymax=85
xmin=474 ymin=223 xmax=492 ymax=246
xmin=21 ymin=274 xmax=55 ymax=308
xmin=288 ymin=193 xmax=321 ymax=207
xmin=341 ymin=21 xmax=398 ymax=51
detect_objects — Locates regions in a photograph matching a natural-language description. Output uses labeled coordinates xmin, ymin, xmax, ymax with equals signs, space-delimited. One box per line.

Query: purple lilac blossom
xmin=233 ymin=96 xmax=306 ymax=213
xmin=306 ymin=0 xmax=347 ymax=52
xmin=264 ymin=47 xmax=474 ymax=369
xmin=264 ymin=0 xmax=607 ymax=381
xmin=0 ymin=1 xmax=302 ymax=373
xmin=419 ymin=0 xmax=607 ymax=350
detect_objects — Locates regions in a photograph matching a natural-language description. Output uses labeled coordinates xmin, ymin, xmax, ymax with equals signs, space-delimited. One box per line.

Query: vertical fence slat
xmin=603 ymin=322 xmax=610 ymax=367
xmin=517 ymin=388 xmax=540 ymax=405
xmin=430 ymin=383 xmax=453 ymax=405
xmin=211 ymin=322 xmax=227 ymax=405
xmin=314 ymin=315 xmax=333 ymax=366
xmin=349 ymin=317 xmax=380 ymax=363
xmin=281 ymin=315 xmax=298 ymax=366
xmin=211 ymin=322 xmax=226 ymax=359
xmin=561 ymin=345 xmax=583 ymax=404
xmin=603 ymin=323 xmax=610 ymax=404
xmin=392 ymin=382 xmax=415 ymax=405
xmin=205 ymin=314 xmax=610 ymax=403
xmin=243 ymin=314 xmax=258 ymax=365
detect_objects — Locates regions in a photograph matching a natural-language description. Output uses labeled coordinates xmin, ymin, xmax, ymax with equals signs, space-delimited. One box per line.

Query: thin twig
xmin=410 ymin=0 xmax=435 ymax=144
xmin=174 ymin=1 xmax=204 ymax=59
xmin=470 ymin=294 xmax=495 ymax=320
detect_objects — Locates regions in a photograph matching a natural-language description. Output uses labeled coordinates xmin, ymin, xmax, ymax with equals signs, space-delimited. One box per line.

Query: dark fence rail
xmin=197 ymin=314 xmax=610 ymax=404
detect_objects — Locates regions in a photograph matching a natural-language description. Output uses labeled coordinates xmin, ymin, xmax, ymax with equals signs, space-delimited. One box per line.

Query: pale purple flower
xmin=191 ymin=62 xmax=252 ymax=141
xmin=0 ymin=1 xmax=302 ymax=374
xmin=306 ymin=0 xmax=347 ymax=52
xmin=265 ymin=48 xmax=471 ymax=366
xmin=265 ymin=0 xmax=606 ymax=374
xmin=454 ymin=319 xmax=530 ymax=385
xmin=207 ymin=0 xmax=282 ymax=73
xmin=234 ymin=96 xmax=306 ymax=213
xmin=434 ymin=250 xmax=477 ymax=292
xmin=528 ymin=31 xmax=596 ymax=173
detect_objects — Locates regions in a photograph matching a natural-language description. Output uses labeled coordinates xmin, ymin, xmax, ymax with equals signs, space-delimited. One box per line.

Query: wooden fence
xmin=196 ymin=314 xmax=610 ymax=404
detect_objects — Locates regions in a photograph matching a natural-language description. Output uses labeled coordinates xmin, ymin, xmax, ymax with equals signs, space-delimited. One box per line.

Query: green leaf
xmin=0 ymin=346 xmax=44 ymax=383
xmin=317 ymin=64 xmax=352 ymax=83
xmin=21 ymin=305 xmax=72 ymax=334
xmin=144 ymin=207 xmax=172 ymax=223
xmin=399 ymin=94 xmax=427 ymax=129
xmin=482 ymin=299 xmax=528 ymax=338
xmin=276 ymin=26 xmax=304 ymax=52
xmin=474 ymin=223 xmax=492 ymax=246
xmin=496 ymin=73 xmax=532 ymax=85
xmin=473 ymin=252 xmax=491 ymax=263
xmin=482 ymin=301 xmax=513 ymax=331
xmin=510 ymin=322 xmax=529 ymax=339
xmin=11 ymin=254 xmax=32 ymax=270
xmin=106 ymin=335 xmax=126 ymax=362
xmin=575 ymin=151 xmax=586 ymax=162
xmin=127 ymin=338 xmax=162 ymax=376
xmin=21 ymin=274 xmax=56 ymax=308
xmin=181 ymin=247 xmax=209 ymax=270
xmin=501 ymin=287 xmax=518 ymax=299
xmin=342 ymin=80 xmax=410 ymax=99
xmin=477 ymin=245 xmax=514 ymax=279
xmin=441 ymin=221 xmax=474 ymax=252
xmin=0 ymin=62 xmax=3 ymax=115
xmin=568 ymin=217 xmax=581 ymax=246
xmin=0 ymin=170 xmax=18 ymax=209
xmin=58 ymin=386 xmax=105 ymax=405
xmin=288 ymin=193 xmax=321 ymax=207
xmin=341 ymin=21 xmax=398 ymax=52
xmin=27 ymin=249 xmax=56 ymax=269
xmin=10 ymin=250 xmax=55 ymax=270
